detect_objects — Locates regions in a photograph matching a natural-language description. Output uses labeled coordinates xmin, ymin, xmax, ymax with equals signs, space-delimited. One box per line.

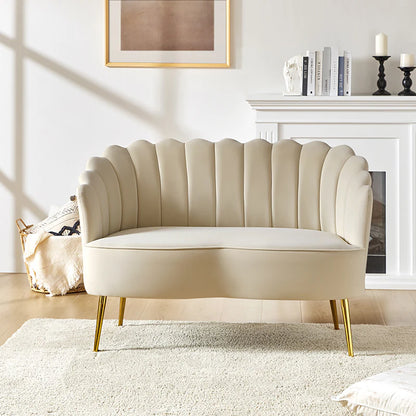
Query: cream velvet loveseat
xmin=77 ymin=138 xmax=373 ymax=356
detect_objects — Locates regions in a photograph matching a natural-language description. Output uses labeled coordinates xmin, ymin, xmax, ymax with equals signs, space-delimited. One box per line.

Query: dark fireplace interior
xmin=366 ymin=171 xmax=386 ymax=274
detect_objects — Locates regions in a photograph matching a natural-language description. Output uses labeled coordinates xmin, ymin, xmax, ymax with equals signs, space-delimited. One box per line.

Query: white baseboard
xmin=365 ymin=274 xmax=416 ymax=290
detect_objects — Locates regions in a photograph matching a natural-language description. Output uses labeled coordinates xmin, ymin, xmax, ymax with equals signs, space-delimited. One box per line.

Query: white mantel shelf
xmin=247 ymin=93 xmax=416 ymax=290
xmin=247 ymin=94 xmax=416 ymax=127
xmin=247 ymin=94 xmax=416 ymax=112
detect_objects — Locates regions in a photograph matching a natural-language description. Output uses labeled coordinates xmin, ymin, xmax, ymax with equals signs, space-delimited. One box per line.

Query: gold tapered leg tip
xmin=341 ymin=299 xmax=354 ymax=357
xmin=93 ymin=296 xmax=107 ymax=352
xmin=329 ymin=300 xmax=340 ymax=330
xmin=118 ymin=297 xmax=126 ymax=326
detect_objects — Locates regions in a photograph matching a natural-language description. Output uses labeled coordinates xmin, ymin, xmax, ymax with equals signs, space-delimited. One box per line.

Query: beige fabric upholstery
xmin=77 ymin=139 xmax=372 ymax=301
xmin=88 ymin=227 xmax=358 ymax=251
xmin=83 ymin=247 xmax=365 ymax=300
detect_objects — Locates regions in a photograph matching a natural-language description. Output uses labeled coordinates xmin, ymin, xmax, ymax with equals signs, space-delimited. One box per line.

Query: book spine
xmin=307 ymin=52 xmax=315 ymax=96
xmin=302 ymin=56 xmax=308 ymax=96
xmin=344 ymin=51 xmax=352 ymax=96
xmin=322 ymin=47 xmax=331 ymax=96
xmin=338 ymin=56 xmax=344 ymax=96
xmin=330 ymin=46 xmax=339 ymax=96
xmin=315 ymin=51 xmax=323 ymax=96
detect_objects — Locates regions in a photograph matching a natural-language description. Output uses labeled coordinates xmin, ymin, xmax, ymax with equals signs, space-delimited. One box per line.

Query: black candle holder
xmin=372 ymin=56 xmax=391 ymax=95
xmin=398 ymin=67 xmax=416 ymax=96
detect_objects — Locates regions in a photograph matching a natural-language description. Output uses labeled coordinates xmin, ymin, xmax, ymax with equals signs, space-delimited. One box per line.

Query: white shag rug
xmin=1 ymin=319 xmax=416 ymax=416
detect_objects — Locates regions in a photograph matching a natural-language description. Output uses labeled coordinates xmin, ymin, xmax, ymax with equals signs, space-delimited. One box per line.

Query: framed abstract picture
xmin=105 ymin=0 xmax=230 ymax=68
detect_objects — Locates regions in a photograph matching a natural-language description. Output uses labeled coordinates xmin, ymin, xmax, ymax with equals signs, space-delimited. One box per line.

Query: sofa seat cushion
xmin=83 ymin=227 xmax=366 ymax=301
xmin=88 ymin=227 xmax=358 ymax=252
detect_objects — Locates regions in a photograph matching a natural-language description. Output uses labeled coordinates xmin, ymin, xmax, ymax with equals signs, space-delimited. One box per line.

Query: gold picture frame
xmin=105 ymin=0 xmax=230 ymax=68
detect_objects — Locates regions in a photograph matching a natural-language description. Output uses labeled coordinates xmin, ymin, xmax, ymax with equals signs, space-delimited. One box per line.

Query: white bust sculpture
xmin=283 ymin=55 xmax=303 ymax=95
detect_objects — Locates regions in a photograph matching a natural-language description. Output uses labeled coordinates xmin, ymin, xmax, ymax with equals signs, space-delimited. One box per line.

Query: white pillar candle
xmin=375 ymin=33 xmax=388 ymax=56
xmin=400 ymin=53 xmax=415 ymax=67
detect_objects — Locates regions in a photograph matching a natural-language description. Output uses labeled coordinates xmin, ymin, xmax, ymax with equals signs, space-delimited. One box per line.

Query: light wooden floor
xmin=2 ymin=273 xmax=416 ymax=346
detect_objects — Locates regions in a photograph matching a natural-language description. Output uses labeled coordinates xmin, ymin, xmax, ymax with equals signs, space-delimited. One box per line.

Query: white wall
xmin=1 ymin=0 xmax=416 ymax=272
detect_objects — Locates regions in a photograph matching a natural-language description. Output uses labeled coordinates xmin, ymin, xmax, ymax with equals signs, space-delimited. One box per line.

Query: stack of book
xmin=302 ymin=48 xmax=352 ymax=96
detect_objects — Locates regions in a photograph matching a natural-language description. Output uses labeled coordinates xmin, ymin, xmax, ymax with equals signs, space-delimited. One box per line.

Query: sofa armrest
xmin=336 ymin=156 xmax=373 ymax=249
xmin=77 ymin=184 xmax=102 ymax=244
xmin=77 ymin=154 xmax=124 ymax=244
xmin=77 ymin=169 xmax=112 ymax=244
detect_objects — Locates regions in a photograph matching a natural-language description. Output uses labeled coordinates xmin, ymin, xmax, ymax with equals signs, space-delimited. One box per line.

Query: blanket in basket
xmin=22 ymin=197 xmax=83 ymax=295
xmin=24 ymin=232 xmax=83 ymax=296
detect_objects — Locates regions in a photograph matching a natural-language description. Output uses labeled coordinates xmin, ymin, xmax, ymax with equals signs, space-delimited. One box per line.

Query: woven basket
xmin=15 ymin=218 xmax=85 ymax=295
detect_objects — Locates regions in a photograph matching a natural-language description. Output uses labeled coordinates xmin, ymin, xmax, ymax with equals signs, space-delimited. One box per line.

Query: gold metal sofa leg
xmin=340 ymin=298 xmax=354 ymax=357
xmin=93 ymin=296 xmax=107 ymax=352
xmin=329 ymin=300 xmax=339 ymax=330
xmin=118 ymin=297 xmax=126 ymax=326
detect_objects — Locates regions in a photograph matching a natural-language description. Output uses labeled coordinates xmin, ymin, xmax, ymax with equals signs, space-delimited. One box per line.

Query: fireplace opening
xmin=366 ymin=171 xmax=386 ymax=274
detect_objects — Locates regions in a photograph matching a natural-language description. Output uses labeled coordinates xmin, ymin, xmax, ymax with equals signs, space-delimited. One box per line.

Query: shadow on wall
xmin=2 ymin=0 xmax=47 ymax=272
xmin=1 ymin=0 xmax=207 ymax=272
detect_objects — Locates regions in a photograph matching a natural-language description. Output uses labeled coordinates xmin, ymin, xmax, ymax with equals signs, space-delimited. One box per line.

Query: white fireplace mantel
xmin=247 ymin=94 xmax=416 ymax=290
xmin=248 ymin=94 xmax=416 ymax=111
